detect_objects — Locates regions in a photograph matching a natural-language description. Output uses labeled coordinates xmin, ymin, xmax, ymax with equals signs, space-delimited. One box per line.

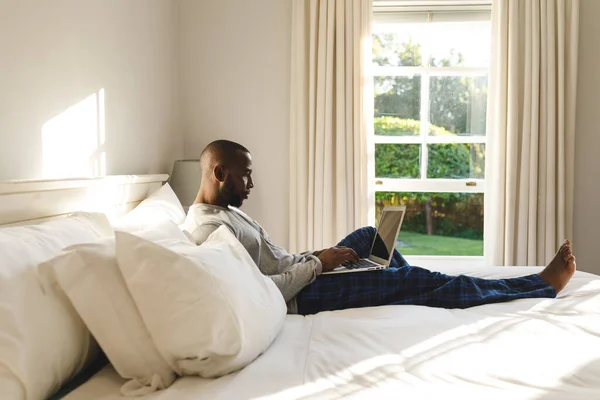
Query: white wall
xmin=573 ymin=0 xmax=600 ymax=274
xmin=8 ymin=0 xmax=588 ymax=262
xmin=0 ymin=0 xmax=182 ymax=181
xmin=179 ymin=0 xmax=292 ymax=247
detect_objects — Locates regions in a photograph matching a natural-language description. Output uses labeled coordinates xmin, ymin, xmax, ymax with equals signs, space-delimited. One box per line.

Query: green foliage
xmin=428 ymin=143 xmax=482 ymax=179
xmin=371 ymin=31 xmax=487 ymax=240
xmin=374 ymin=116 xmax=451 ymax=137
xmin=376 ymin=192 xmax=484 ymax=240
xmin=372 ymin=34 xmax=488 ymax=135
xmin=375 ymin=143 xmax=420 ymax=179
xmin=428 ymin=143 xmax=470 ymax=179
xmin=374 ymin=76 xmax=420 ymax=121
xmin=373 ymin=117 xmax=485 ymax=239
xmin=429 ymin=76 xmax=488 ymax=135
xmin=374 ymin=117 xmax=484 ymax=180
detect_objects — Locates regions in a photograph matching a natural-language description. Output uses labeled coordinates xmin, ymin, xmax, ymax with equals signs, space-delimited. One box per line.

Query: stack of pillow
xmin=0 ymin=184 xmax=286 ymax=399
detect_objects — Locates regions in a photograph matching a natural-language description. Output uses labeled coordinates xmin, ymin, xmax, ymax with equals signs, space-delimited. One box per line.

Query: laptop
xmin=322 ymin=205 xmax=406 ymax=275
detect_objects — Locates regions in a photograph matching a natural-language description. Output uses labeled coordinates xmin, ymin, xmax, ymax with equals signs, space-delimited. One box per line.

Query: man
xmin=181 ymin=140 xmax=577 ymax=315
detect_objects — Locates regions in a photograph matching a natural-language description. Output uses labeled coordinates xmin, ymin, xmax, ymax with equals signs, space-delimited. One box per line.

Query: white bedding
xmin=64 ymin=266 xmax=600 ymax=400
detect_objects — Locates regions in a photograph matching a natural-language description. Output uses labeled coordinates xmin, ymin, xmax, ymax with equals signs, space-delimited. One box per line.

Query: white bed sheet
xmin=64 ymin=266 xmax=600 ymax=400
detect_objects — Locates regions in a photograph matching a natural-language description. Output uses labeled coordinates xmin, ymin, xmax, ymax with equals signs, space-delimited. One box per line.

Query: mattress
xmin=63 ymin=266 xmax=600 ymax=400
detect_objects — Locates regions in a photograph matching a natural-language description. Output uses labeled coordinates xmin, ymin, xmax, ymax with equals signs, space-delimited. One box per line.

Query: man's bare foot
xmin=538 ymin=239 xmax=576 ymax=294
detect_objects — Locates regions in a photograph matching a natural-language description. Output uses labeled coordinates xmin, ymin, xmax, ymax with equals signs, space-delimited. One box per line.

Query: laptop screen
xmin=370 ymin=209 xmax=405 ymax=262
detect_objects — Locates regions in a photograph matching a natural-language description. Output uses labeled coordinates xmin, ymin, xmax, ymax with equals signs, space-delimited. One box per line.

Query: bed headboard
xmin=0 ymin=174 xmax=169 ymax=227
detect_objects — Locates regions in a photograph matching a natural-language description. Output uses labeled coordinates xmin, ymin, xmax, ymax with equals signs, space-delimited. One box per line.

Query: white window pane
xmin=429 ymin=21 xmax=491 ymax=68
xmin=375 ymin=144 xmax=421 ymax=179
xmin=429 ymin=76 xmax=488 ymax=136
xmin=376 ymin=192 xmax=484 ymax=256
xmin=372 ymin=24 xmax=427 ymax=67
xmin=427 ymin=143 xmax=485 ymax=179
xmin=371 ymin=12 xmax=490 ymax=255
xmin=374 ymin=76 xmax=421 ymax=136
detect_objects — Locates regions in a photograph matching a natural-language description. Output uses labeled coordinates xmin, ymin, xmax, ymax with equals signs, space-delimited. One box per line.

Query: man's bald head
xmin=196 ymin=140 xmax=253 ymax=208
xmin=199 ymin=140 xmax=250 ymax=178
xmin=194 ymin=140 xmax=254 ymax=208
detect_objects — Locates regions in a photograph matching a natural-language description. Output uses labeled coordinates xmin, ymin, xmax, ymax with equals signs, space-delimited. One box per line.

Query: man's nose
xmin=248 ymin=177 xmax=254 ymax=189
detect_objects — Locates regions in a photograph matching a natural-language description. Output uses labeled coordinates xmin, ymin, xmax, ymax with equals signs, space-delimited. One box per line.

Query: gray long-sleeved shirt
xmin=180 ymin=203 xmax=322 ymax=314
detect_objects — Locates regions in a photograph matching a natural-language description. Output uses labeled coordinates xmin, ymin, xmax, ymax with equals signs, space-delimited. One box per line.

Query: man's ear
xmin=214 ymin=165 xmax=226 ymax=182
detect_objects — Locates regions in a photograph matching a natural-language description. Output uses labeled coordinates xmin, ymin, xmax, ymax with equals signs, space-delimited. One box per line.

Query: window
xmin=370 ymin=4 xmax=491 ymax=264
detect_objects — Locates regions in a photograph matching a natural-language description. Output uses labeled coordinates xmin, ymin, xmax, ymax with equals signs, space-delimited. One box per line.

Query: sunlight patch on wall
xmin=42 ymin=89 xmax=106 ymax=178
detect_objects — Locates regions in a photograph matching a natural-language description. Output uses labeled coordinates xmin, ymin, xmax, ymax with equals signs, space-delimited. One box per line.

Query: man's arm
xmin=270 ymin=247 xmax=360 ymax=301
xmin=187 ymin=220 xmax=320 ymax=301
xmin=187 ymin=220 xmax=358 ymax=301
xmin=267 ymin=256 xmax=322 ymax=302
xmin=187 ymin=221 xmax=224 ymax=245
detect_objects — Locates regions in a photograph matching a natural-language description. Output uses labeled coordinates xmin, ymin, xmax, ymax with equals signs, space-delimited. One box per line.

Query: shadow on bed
xmin=289 ymin=314 xmax=539 ymax=400
xmin=286 ymin=356 xmax=600 ymax=400
xmin=211 ymin=296 xmax=600 ymax=400
xmin=532 ymin=358 xmax=600 ymax=400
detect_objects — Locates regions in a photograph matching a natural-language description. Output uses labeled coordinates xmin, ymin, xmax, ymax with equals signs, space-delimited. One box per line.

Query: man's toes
xmin=560 ymin=242 xmax=570 ymax=254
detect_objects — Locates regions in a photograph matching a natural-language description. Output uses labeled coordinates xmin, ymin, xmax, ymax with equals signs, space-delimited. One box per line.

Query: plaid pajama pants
xmin=296 ymin=226 xmax=556 ymax=315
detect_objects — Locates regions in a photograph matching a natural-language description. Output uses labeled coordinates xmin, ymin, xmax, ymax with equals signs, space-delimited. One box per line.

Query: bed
xmin=2 ymin=175 xmax=600 ymax=400
xmin=64 ymin=267 xmax=600 ymax=400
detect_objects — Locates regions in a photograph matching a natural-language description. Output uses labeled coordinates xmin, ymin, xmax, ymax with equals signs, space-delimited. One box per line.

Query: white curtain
xmin=289 ymin=0 xmax=372 ymax=253
xmin=485 ymin=0 xmax=579 ymax=266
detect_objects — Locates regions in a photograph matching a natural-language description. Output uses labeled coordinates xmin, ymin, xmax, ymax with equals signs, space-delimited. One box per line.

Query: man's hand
xmin=317 ymin=247 xmax=360 ymax=272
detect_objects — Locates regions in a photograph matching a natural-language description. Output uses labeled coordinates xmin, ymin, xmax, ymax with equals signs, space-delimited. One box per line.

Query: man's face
xmin=220 ymin=151 xmax=254 ymax=207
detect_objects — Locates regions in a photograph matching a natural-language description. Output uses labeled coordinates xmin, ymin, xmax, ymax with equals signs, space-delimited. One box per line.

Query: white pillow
xmin=49 ymin=221 xmax=189 ymax=396
xmin=0 ymin=212 xmax=113 ymax=400
xmin=115 ymin=225 xmax=287 ymax=378
xmin=119 ymin=183 xmax=186 ymax=227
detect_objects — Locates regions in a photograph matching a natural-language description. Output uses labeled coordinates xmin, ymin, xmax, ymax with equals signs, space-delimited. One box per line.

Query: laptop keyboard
xmin=342 ymin=259 xmax=379 ymax=269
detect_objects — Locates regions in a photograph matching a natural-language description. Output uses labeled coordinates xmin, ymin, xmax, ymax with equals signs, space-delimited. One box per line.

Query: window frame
xmin=369 ymin=4 xmax=491 ymax=266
